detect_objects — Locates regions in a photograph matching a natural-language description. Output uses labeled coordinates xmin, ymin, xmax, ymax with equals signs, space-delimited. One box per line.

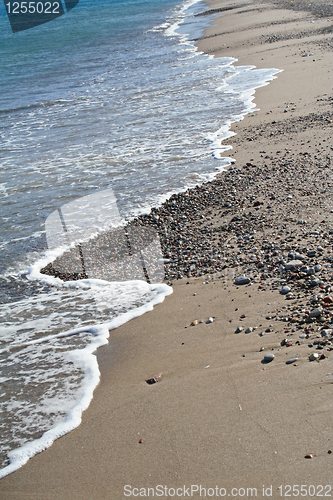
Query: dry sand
xmin=1 ymin=1 xmax=333 ymax=498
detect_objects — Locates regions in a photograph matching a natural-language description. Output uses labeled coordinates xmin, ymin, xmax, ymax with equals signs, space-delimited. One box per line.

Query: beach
xmin=1 ymin=0 xmax=333 ymax=498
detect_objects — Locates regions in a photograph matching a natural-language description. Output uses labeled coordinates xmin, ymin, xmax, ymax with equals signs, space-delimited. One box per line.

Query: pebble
xmin=245 ymin=327 xmax=253 ymax=334
xmin=146 ymin=372 xmax=162 ymax=384
xmin=264 ymin=353 xmax=275 ymax=362
xmin=285 ymin=260 xmax=303 ymax=270
xmin=191 ymin=319 xmax=199 ymax=326
xmin=235 ymin=275 xmax=251 ymax=285
xmin=235 ymin=326 xmax=243 ymax=333
xmin=206 ymin=317 xmax=214 ymax=324
xmin=280 ymin=285 xmax=291 ymax=295
xmin=310 ymin=278 xmax=321 ymax=286
xmin=309 ymin=353 xmax=319 ymax=361
xmin=309 ymin=308 xmax=323 ymax=318
xmin=286 ymin=357 xmax=298 ymax=364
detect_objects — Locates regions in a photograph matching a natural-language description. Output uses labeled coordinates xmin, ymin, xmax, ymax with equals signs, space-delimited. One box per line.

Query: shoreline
xmin=1 ymin=0 xmax=333 ymax=497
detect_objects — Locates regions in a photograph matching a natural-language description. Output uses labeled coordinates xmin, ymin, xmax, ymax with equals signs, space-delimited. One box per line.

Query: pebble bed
xmin=41 ymin=106 xmax=333 ymax=361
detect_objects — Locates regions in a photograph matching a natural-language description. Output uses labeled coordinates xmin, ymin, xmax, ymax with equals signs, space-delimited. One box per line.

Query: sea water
xmin=0 ymin=0 xmax=281 ymax=477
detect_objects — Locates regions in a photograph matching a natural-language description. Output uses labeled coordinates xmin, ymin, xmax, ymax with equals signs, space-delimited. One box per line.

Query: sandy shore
xmin=1 ymin=1 xmax=333 ymax=498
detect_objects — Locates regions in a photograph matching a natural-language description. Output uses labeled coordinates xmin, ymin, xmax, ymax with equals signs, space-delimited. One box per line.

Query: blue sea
xmin=0 ymin=0 xmax=280 ymax=478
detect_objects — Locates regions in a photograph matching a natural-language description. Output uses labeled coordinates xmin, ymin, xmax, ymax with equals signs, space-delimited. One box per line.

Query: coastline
xmin=1 ymin=0 xmax=333 ymax=498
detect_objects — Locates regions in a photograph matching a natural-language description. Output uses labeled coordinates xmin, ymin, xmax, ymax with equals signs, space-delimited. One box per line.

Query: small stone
xmin=146 ymin=372 xmax=162 ymax=384
xmin=304 ymin=454 xmax=314 ymax=459
xmin=310 ymin=278 xmax=321 ymax=287
xmin=286 ymin=357 xmax=298 ymax=364
xmin=139 ymin=439 xmax=143 ymax=443
xmin=191 ymin=320 xmax=199 ymax=326
xmin=206 ymin=317 xmax=214 ymax=324
xmin=285 ymin=260 xmax=303 ymax=270
xmin=264 ymin=353 xmax=275 ymax=362
xmin=260 ymin=347 xmax=264 ymax=352
xmin=309 ymin=308 xmax=323 ymax=318
xmin=235 ymin=326 xmax=243 ymax=333
xmin=235 ymin=275 xmax=251 ymax=285
xmin=280 ymin=286 xmax=291 ymax=295
xmin=245 ymin=327 xmax=253 ymax=334
xmin=309 ymin=353 xmax=319 ymax=361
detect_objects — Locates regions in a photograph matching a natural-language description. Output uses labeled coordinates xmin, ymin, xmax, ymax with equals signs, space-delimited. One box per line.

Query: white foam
xmin=0 ymin=278 xmax=172 ymax=479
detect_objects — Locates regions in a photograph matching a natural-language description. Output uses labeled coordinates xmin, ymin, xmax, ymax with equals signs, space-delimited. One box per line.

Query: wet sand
xmin=1 ymin=0 xmax=333 ymax=498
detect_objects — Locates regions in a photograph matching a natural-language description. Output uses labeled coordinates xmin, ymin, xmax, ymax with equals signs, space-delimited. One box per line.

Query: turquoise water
xmin=0 ymin=0 xmax=280 ymax=477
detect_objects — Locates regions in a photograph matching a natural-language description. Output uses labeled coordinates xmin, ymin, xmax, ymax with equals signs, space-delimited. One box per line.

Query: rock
xmin=280 ymin=286 xmax=291 ymax=295
xmin=285 ymin=260 xmax=303 ymax=270
xmin=323 ymin=296 xmax=333 ymax=304
xmin=304 ymin=454 xmax=314 ymax=459
xmin=289 ymin=252 xmax=306 ymax=260
xmin=235 ymin=326 xmax=243 ymax=333
xmin=310 ymin=278 xmax=321 ymax=287
xmin=314 ymin=264 xmax=321 ymax=272
xmin=263 ymin=353 xmax=275 ymax=362
xmin=309 ymin=308 xmax=323 ymax=318
xmin=191 ymin=319 xmax=199 ymax=326
xmin=206 ymin=317 xmax=214 ymax=324
xmin=321 ymin=329 xmax=333 ymax=337
xmin=146 ymin=372 xmax=162 ymax=384
xmin=307 ymin=250 xmax=316 ymax=257
xmin=235 ymin=275 xmax=251 ymax=285
xmin=245 ymin=327 xmax=253 ymax=334
xmin=309 ymin=353 xmax=319 ymax=361
xmin=286 ymin=357 xmax=298 ymax=364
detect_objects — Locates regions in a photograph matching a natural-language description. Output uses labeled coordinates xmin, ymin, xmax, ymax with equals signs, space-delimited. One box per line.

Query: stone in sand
xmin=146 ymin=372 xmax=162 ymax=384
xmin=286 ymin=357 xmax=298 ymax=364
xmin=235 ymin=275 xmax=251 ymax=285
xmin=285 ymin=260 xmax=303 ymax=270
xmin=264 ymin=353 xmax=275 ymax=362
